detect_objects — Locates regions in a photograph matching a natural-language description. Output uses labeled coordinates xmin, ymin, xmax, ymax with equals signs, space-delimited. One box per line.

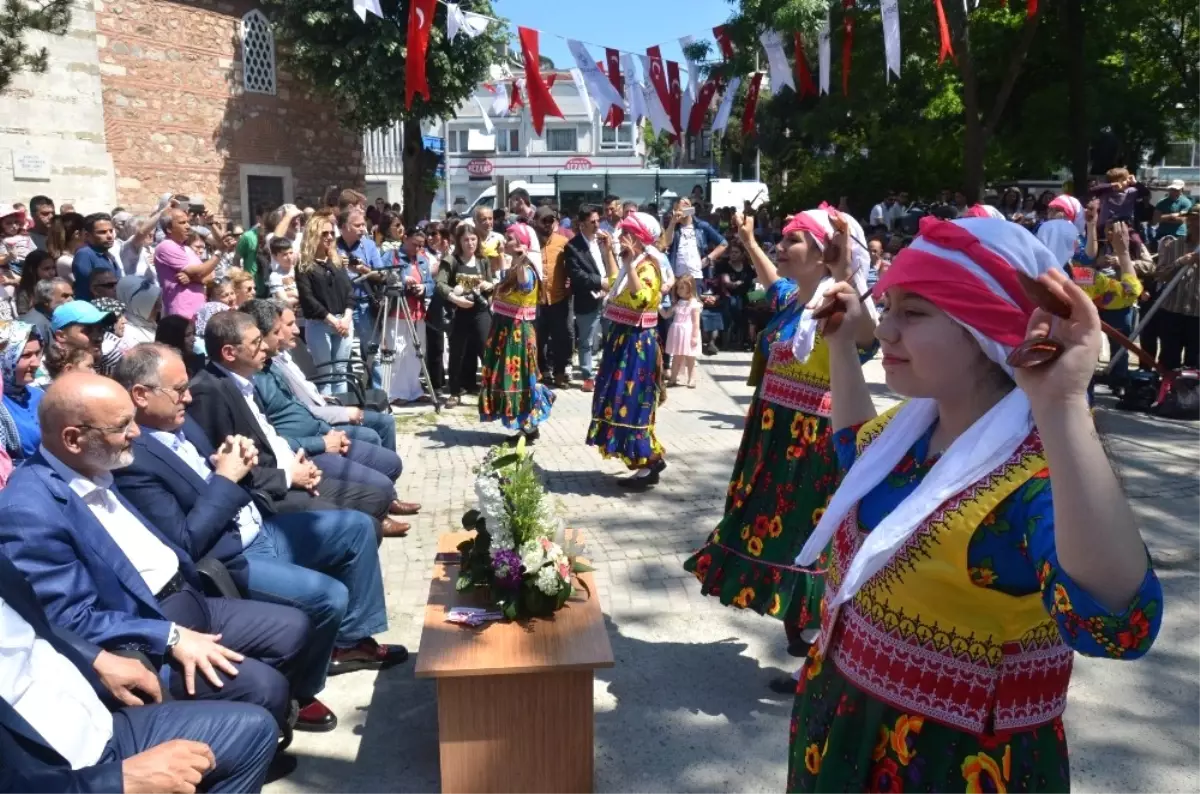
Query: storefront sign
xmin=466 ymin=158 xmax=494 ymax=176
xmin=12 ymin=150 xmax=50 ymax=181
xmin=563 ymin=157 xmax=593 ymax=171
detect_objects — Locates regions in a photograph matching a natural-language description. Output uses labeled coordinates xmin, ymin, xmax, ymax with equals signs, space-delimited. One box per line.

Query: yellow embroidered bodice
xmin=610 ymin=256 xmax=661 ymax=313
xmin=493 ymin=267 xmax=540 ymax=309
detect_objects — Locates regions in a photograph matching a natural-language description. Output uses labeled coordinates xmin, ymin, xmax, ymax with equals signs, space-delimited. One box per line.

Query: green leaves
xmin=0 ymin=0 xmax=73 ymax=95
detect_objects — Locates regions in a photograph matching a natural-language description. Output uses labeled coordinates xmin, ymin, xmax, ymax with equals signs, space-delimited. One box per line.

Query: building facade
xmin=3 ymin=0 xmax=363 ymax=226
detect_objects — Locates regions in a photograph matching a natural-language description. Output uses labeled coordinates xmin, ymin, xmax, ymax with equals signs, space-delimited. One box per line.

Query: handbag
xmin=1154 ymin=369 xmax=1200 ymax=420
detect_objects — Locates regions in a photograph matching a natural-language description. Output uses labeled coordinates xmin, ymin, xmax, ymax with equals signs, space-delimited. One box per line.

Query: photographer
xmin=437 ymin=223 xmax=492 ymax=406
xmin=338 ymin=207 xmax=385 ymax=388
xmin=382 ymin=229 xmax=435 ymax=405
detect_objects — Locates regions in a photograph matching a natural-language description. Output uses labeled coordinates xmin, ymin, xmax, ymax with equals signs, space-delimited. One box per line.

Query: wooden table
xmin=415 ymin=531 xmax=614 ymax=794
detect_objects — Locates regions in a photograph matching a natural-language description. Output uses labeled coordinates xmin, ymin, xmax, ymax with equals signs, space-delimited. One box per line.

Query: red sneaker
xmin=581 ymin=378 xmax=595 ymax=393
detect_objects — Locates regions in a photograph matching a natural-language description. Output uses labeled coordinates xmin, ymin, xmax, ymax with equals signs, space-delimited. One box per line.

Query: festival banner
xmin=446 ymin=2 xmax=489 ymax=41
xmin=566 ymin=40 xmax=626 ymax=118
xmin=352 ymin=0 xmax=382 ymax=22
xmin=666 ymin=59 xmax=683 ymax=136
xmin=741 ymin=73 xmax=763 ymax=137
xmin=882 ymin=0 xmax=901 ymax=81
xmin=623 ymin=53 xmax=649 ymax=125
xmin=687 ymin=78 xmax=719 ymax=136
xmin=793 ymin=32 xmax=818 ymax=99
xmin=712 ymin=25 xmax=735 ymax=60
xmin=842 ymin=0 xmax=856 ymax=96
xmin=605 ymin=48 xmax=625 ymax=128
xmin=818 ymin=13 xmax=832 ymax=95
xmin=934 ymin=0 xmax=956 ymax=64
xmin=759 ymin=30 xmax=795 ymax=95
xmin=518 ymin=27 xmax=563 ymax=135
xmin=645 ymin=46 xmax=673 ymax=129
xmin=403 ymin=0 xmax=436 ymax=109
xmin=711 ymin=76 xmax=741 ymax=135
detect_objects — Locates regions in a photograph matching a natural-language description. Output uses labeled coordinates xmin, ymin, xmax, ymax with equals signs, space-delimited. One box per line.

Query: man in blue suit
xmin=0 ymin=373 xmax=309 ymax=731
xmin=0 ymin=550 xmax=278 ymax=792
xmin=111 ymin=344 xmax=408 ymax=732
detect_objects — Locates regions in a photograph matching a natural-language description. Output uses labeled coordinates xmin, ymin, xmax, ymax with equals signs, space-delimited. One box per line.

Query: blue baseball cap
xmin=51 ymin=300 xmax=113 ymax=332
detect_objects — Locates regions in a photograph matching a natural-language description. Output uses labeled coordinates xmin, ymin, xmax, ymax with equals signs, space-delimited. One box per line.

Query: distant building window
xmin=600 ymin=123 xmax=634 ymax=150
xmin=447 ymin=129 xmax=470 ymax=153
xmin=241 ymin=10 xmax=277 ymax=95
xmin=546 ymin=127 xmax=578 ymax=153
xmin=496 ymin=128 xmax=520 ymax=154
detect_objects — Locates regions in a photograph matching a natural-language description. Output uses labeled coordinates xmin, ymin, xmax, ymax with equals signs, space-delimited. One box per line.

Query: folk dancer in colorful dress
xmin=684 ymin=206 xmax=878 ymax=688
xmin=478 ymin=222 xmax=553 ymax=441
xmin=586 ymin=212 xmax=671 ymax=488
xmin=787 ymin=217 xmax=1162 ymax=792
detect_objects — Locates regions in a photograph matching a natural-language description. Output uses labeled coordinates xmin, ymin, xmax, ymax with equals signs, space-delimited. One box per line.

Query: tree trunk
xmin=1064 ymin=0 xmax=1089 ymax=193
xmin=957 ymin=19 xmax=986 ymax=201
xmin=402 ymin=118 xmax=436 ymax=225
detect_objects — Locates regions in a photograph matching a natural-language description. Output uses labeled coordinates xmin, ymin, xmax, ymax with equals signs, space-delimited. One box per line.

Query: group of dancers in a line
xmin=472 ymin=205 xmax=1161 ymax=792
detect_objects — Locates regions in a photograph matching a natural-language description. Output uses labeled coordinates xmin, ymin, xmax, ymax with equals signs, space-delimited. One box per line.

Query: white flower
xmin=519 ymin=539 xmax=546 ymax=573
xmin=474 ymin=472 xmax=513 ymax=549
xmin=535 ymin=566 xmax=560 ymax=595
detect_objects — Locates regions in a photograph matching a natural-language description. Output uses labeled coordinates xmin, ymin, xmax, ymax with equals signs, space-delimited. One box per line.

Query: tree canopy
xmin=0 ymin=0 xmax=72 ymax=95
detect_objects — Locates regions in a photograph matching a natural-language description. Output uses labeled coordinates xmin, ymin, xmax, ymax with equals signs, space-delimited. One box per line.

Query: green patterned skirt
xmin=787 ymin=649 xmax=1070 ymax=792
xmin=682 ymin=395 xmax=836 ymax=630
xmin=479 ymin=314 xmax=553 ymax=432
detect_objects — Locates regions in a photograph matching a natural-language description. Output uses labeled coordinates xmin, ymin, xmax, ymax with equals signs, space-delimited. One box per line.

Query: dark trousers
xmin=536 ymin=300 xmax=573 ymax=378
xmin=657 ymin=315 xmax=673 ymax=370
xmin=448 ymin=309 xmax=490 ymax=394
xmin=1098 ymin=307 xmax=1135 ymax=386
xmin=160 ymin=585 xmax=309 ymax=728
xmin=310 ymin=453 xmax=396 ymax=510
xmin=1159 ymin=309 xmax=1200 ymax=370
xmin=426 ymin=324 xmax=446 ymax=391
xmin=99 ymin=701 xmax=277 ymax=793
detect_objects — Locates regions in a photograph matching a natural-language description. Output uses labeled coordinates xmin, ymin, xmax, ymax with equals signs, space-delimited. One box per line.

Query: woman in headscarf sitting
xmin=478 ymin=222 xmax=554 ymax=440
xmin=683 ymin=206 xmax=878 ymax=686
xmin=117 ymin=274 xmax=162 ymax=347
xmin=0 ymin=322 xmax=47 ymax=460
xmin=786 ymin=218 xmax=1161 ymax=792
xmin=586 ymin=212 xmax=669 ymax=487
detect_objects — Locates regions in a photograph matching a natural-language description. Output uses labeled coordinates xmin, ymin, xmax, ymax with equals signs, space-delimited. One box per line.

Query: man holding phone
xmin=662 ymin=198 xmax=727 ymax=280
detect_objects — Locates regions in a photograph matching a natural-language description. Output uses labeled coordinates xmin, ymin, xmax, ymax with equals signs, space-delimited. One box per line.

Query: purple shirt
xmin=155 ymin=239 xmax=206 ymax=320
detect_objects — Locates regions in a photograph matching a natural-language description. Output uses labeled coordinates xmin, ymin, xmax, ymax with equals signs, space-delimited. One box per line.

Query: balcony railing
xmin=363 ymin=124 xmax=404 ymax=176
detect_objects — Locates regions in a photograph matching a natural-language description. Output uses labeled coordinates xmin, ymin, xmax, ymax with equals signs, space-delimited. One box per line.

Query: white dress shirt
xmin=215 ymin=365 xmax=296 ymax=488
xmin=0 ymin=599 xmax=113 ymax=769
xmin=41 ymin=447 xmax=180 ymax=596
xmin=148 ymin=429 xmax=263 ymax=548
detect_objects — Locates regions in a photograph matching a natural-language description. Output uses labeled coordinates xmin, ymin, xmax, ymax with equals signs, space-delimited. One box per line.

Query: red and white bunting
xmin=741 ymin=73 xmax=763 ymax=137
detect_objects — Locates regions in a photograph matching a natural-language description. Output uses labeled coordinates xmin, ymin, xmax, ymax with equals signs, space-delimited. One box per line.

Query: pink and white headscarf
xmin=504 ymin=222 xmax=543 ymax=280
xmin=963 ymin=203 xmax=1004 ymax=220
xmin=797 ymin=218 xmax=1058 ymax=611
xmin=611 ymin=212 xmax=672 ymax=296
xmin=1048 ymin=195 xmax=1086 ymax=236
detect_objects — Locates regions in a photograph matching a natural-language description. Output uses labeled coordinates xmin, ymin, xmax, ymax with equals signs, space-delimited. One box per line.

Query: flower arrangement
xmin=457 ymin=436 xmax=593 ymax=619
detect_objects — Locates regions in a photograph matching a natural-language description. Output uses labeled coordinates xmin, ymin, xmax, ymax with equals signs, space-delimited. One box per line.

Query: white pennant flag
xmin=568 ymin=67 xmax=594 ymax=121
xmin=565 ymin=40 xmax=626 ymax=116
xmin=446 ymin=2 xmax=490 ymax=41
xmin=490 ymin=83 xmax=509 ymax=116
xmin=759 ymin=30 xmax=795 ymax=95
xmin=511 ymin=79 xmax=526 ymax=117
xmin=643 ymin=81 xmax=674 ymax=137
xmin=881 ymin=0 xmax=901 ymax=81
xmin=679 ymin=35 xmax=701 ymax=101
xmin=622 ymin=53 xmax=649 ymax=124
xmin=475 ymin=96 xmax=494 ymax=133
xmin=818 ymin=13 xmax=832 ymax=96
xmin=711 ymin=76 xmax=742 ymax=135
xmin=352 ymin=0 xmax=382 ymax=22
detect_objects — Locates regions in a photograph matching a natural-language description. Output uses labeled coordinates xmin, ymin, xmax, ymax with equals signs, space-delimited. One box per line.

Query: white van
xmin=463 ymin=181 xmax=556 ymax=216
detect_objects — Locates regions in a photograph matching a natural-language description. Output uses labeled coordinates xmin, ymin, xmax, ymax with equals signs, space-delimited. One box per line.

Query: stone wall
xmin=0 ymin=0 xmax=117 ymax=214
xmin=94 ymin=0 xmax=363 ymax=223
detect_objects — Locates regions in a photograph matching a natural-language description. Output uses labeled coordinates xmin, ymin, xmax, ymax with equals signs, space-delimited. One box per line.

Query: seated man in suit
xmin=0 ymin=550 xmax=279 ymax=793
xmin=0 ymin=373 xmax=309 ymax=730
xmin=240 ymin=300 xmax=420 ymax=520
xmin=269 ymin=305 xmax=399 ymax=453
xmin=187 ymin=311 xmax=408 ymax=537
xmin=112 ymin=343 xmax=407 ymax=732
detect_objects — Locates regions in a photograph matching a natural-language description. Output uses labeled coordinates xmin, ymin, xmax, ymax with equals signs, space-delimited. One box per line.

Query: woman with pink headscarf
xmin=684 ymin=207 xmax=878 ymax=683
xmin=586 ymin=212 xmax=668 ymax=486
xmin=478 ymin=222 xmax=553 ymax=439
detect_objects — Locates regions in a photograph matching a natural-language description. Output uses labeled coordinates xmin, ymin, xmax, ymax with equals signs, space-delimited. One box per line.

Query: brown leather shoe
xmin=389 ymin=500 xmax=422 ymax=516
xmin=295 ymin=698 xmax=338 ymax=732
xmin=380 ymin=518 xmax=410 ymax=537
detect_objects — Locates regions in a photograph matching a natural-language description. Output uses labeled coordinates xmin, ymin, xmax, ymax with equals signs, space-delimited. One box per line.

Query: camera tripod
xmin=371 ymin=285 xmax=441 ymax=413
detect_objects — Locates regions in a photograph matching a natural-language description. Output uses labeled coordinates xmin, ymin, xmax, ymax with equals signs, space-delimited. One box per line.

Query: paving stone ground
xmin=270 ymin=353 xmax=1199 ymax=793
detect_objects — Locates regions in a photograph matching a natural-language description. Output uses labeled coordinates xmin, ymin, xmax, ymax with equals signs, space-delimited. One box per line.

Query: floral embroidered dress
xmin=587 ymin=255 xmax=664 ymax=468
xmin=479 ymin=264 xmax=553 ymax=432
xmin=684 ymin=278 xmax=875 ymax=631
xmin=1070 ymin=235 xmax=1143 ymax=310
xmin=787 ymin=412 xmax=1163 ymax=793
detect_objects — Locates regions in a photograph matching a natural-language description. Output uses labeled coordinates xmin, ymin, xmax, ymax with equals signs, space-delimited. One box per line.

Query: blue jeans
xmin=350 ymin=409 xmax=398 ymax=452
xmin=100 ymin=701 xmax=277 ymax=793
xmin=1099 ymin=306 xmax=1135 ymax=386
xmin=354 ymin=305 xmax=383 ymax=389
xmin=312 ymin=441 xmax=400 ymax=493
xmin=243 ymin=509 xmax=387 ymax=699
xmin=575 ymin=309 xmax=602 ymax=379
xmin=307 ymin=322 xmax=352 ymax=396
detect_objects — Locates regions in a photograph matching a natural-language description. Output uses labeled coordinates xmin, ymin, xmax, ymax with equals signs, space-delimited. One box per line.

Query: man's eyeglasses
xmin=77 ymin=419 xmax=137 ymax=437
xmin=152 ymin=384 xmax=189 ymax=403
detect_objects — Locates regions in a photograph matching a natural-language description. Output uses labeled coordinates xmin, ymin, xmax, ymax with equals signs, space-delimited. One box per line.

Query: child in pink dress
xmin=664 ymin=275 xmax=702 ymax=388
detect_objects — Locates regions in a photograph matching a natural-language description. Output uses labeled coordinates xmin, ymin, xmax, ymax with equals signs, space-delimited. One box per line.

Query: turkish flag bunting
xmin=646 ymin=45 xmax=673 ymax=130
xmin=687 ymin=78 xmax=719 ymax=136
xmin=509 ymin=80 xmax=525 ymax=112
xmin=793 ymin=32 xmax=818 ymax=99
xmin=546 ymin=73 xmax=559 ymax=90
xmin=1027 ymin=0 xmax=1037 ymax=16
xmin=712 ymin=25 xmax=735 ymax=60
xmin=404 ymin=0 xmax=437 ymax=109
xmin=934 ymin=0 xmax=956 ymax=64
xmin=742 ymin=73 xmax=763 ymax=137
xmin=518 ymin=27 xmax=563 ymax=135
xmin=605 ymin=47 xmax=624 ymax=128
xmin=666 ymin=60 xmax=683 ymax=136
xmin=841 ymin=0 xmax=855 ymax=96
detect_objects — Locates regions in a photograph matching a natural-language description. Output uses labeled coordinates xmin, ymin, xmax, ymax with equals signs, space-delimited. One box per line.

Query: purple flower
xmin=491 ymin=549 xmax=524 ymax=590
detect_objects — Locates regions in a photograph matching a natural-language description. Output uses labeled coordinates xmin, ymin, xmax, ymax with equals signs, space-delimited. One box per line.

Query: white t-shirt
xmin=117 ymin=237 xmax=156 ymax=282
xmin=268 ymin=262 xmax=299 ymax=305
xmin=672 ymin=225 xmax=703 ymax=279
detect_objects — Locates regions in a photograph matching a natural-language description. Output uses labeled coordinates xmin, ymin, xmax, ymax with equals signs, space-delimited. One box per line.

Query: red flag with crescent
xmin=646 ymin=46 xmax=673 ymax=128
xmin=934 ymin=0 xmax=956 ymax=65
xmin=742 ymin=72 xmax=763 ymax=138
xmin=604 ymin=48 xmax=624 ymax=128
xmin=666 ymin=60 xmax=683 ymax=136
xmin=518 ymin=27 xmax=563 ymax=135
xmin=687 ymin=78 xmax=719 ymax=136
xmin=793 ymin=32 xmax=818 ymax=99
xmin=712 ymin=25 xmax=735 ymax=60
xmin=404 ymin=0 xmax=437 ymax=109
xmin=841 ymin=0 xmax=855 ymax=96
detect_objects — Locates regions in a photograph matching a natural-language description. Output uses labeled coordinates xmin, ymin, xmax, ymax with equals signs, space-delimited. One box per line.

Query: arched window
xmin=240 ymin=10 xmax=276 ymax=95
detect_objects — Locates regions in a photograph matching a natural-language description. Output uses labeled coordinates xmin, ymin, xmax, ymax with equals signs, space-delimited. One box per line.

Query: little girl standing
xmin=664 ymin=275 xmax=701 ymax=388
